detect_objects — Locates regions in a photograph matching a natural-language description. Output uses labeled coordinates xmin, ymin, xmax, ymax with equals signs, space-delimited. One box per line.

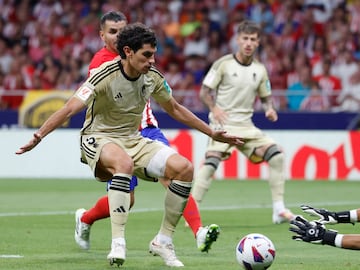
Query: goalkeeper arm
xmin=301 ymin=205 xmax=359 ymax=224
xmin=289 ymin=216 xmax=360 ymax=250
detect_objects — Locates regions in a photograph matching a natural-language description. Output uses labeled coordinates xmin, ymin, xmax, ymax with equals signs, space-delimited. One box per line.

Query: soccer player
xmin=191 ymin=20 xmax=294 ymax=224
xmin=74 ymin=11 xmax=220 ymax=254
xmin=16 ymin=23 xmax=242 ymax=267
xmin=290 ymin=205 xmax=360 ymax=250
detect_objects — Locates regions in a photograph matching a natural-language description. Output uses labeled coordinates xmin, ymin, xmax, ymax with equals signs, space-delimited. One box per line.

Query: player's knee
xmin=263 ymin=145 xmax=283 ymax=163
xmin=166 ymin=155 xmax=193 ymax=181
xmin=266 ymin=149 xmax=284 ymax=168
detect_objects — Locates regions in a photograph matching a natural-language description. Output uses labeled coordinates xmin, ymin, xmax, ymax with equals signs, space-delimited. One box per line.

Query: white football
xmin=235 ymin=233 xmax=276 ymax=270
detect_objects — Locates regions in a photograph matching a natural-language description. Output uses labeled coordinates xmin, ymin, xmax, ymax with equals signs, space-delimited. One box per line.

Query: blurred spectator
xmin=248 ymin=0 xmax=274 ymax=34
xmin=335 ymin=72 xmax=360 ymax=112
xmin=164 ymin=61 xmax=183 ymax=90
xmin=313 ymin=55 xmax=342 ymax=107
xmin=287 ymin=65 xmax=313 ymax=110
xmin=183 ymin=25 xmax=209 ymax=57
xmin=331 ymin=50 xmax=359 ymax=93
xmin=300 ymin=80 xmax=330 ymax=111
xmin=309 ymin=35 xmax=329 ymax=76
xmin=33 ymin=0 xmax=63 ymax=25
xmin=348 ymin=0 xmax=360 ymax=34
xmin=2 ymin=57 xmax=28 ymax=109
xmin=0 ymin=37 xmax=13 ymax=74
xmin=0 ymin=0 xmax=358 ymax=113
xmin=0 ymin=70 xmax=6 ymax=109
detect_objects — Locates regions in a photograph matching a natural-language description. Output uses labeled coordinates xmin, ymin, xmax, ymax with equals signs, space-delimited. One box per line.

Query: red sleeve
xmin=88 ymin=48 xmax=118 ymax=76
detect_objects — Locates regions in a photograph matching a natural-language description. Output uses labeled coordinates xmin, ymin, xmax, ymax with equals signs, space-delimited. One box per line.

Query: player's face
xmin=100 ymin=20 xmax=127 ymax=54
xmin=128 ymin=44 xmax=156 ymax=75
xmin=236 ymin=32 xmax=259 ymax=58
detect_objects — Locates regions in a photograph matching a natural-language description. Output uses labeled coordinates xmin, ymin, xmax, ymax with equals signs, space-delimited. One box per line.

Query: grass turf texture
xmin=0 ymin=179 xmax=360 ymax=270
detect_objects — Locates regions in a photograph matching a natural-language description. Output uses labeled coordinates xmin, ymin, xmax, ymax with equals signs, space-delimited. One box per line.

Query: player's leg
xmin=247 ymin=139 xmax=294 ymax=224
xmin=263 ymin=144 xmax=294 ymax=224
xmin=74 ymin=176 xmax=138 ymax=250
xmin=142 ymin=146 xmax=192 ymax=267
xmin=142 ymin=126 xmax=219 ymax=251
xmin=82 ymin=134 xmax=133 ymax=266
xmin=191 ymin=152 xmax=221 ymax=204
xmin=97 ymin=143 xmax=133 ymax=266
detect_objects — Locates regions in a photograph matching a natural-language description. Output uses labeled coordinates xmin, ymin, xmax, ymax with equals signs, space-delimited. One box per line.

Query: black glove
xmin=289 ymin=216 xmax=337 ymax=246
xmin=301 ymin=205 xmax=352 ymax=224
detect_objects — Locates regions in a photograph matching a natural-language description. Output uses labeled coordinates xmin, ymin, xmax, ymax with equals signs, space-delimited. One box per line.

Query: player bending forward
xmin=74 ymin=11 xmax=220 ymax=255
xmin=290 ymin=205 xmax=360 ymax=250
xmin=16 ymin=23 xmax=242 ymax=267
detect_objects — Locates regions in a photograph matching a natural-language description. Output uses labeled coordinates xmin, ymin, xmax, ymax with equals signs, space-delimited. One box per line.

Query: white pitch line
xmin=0 ymin=255 xmax=24 ymax=258
xmin=0 ymin=201 xmax=358 ymax=217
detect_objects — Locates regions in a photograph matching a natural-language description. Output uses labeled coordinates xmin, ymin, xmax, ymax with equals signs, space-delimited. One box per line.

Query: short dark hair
xmin=116 ymin=23 xmax=157 ymax=59
xmin=100 ymin=11 xmax=127 ymax=29
xmin=237 ymin=20 xmax=261 ymax=36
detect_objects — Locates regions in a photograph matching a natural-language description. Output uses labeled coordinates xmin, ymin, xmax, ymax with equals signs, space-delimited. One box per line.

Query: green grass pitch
xmin=1 ymin=179 xmax=360 ymax=270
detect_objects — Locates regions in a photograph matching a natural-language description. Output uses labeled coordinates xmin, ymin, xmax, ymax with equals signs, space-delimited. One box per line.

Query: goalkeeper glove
xmin=289 ymin=215 xmax=338 ymax=246
xmin=300 ymin=205 xmax=353 ymax=224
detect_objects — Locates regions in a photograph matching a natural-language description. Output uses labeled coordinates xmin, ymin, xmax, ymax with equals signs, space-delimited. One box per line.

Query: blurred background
xmin=1 ymin=0 xmax=360 ymax=180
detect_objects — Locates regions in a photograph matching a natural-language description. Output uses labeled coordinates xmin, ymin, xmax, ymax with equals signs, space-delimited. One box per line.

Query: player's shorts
xmin=80 ymin=132 xmax=176 ymax=182
xmin=107 ymin=127 xmax=169 ymax=191
xmin=207 ymin=124 xmax=276 ymax=163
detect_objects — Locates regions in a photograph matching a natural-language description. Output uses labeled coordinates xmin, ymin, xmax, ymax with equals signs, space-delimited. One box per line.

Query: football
xmin=235 ymin=233 xmax=276 ymax=270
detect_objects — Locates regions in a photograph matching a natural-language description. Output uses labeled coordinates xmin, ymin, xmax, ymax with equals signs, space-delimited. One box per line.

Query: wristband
xmin=334 ymin=234 xmax=344 ymax=248
xmin=350 ymin=209 xmax=358 ymax=223
xmin=322 ymin=230 xmax=337 ymax=246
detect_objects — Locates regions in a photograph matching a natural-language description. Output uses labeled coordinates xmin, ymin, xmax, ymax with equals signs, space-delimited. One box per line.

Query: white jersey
xmin=203 ymin=54 xmax=271 ymax=125
xmin=74 ymin=60 xmax=171 ymax=137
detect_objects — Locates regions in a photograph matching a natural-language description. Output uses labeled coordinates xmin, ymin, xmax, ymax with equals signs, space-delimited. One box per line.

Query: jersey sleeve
xmin=148 ymin=69 xmax=172 ymax=103
xmin=202 ymin=59 xmax=224 ymax=90
xmin=258 ymin=65 xmax=272 ymax=98
xmin=73 ymin=81 xmax=96 ymax=105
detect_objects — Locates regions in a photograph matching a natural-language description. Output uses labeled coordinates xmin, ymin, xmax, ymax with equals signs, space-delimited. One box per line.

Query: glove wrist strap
xmin=336 ymin=211 xmax=351 ymax=223
xmin=322 ymin=230 xmax=337 ymax=246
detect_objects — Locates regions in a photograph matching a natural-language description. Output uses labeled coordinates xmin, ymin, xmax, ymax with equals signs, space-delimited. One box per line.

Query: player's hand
xmin=15 ymin=133 xmax=42 ymax=155
xmin=289 ymin=215 xmax=327 ymax=244
xmin=211 ymin=130 xmax=244 ymax=146
xmin=301 ymin=205 xmax=339 ymax=224
xmin=265 ymin=108 xmax=278 ymax=122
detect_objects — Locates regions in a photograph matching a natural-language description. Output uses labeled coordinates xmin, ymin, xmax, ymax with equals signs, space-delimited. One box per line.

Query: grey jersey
xmin=74 ymin=60 xmax=172 ymax=137
xmin=203 ymin=54 xmax=271 ymax=125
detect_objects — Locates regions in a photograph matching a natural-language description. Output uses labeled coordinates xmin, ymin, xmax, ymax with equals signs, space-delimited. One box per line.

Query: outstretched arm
xmin=16 ymin=97 xmax=86 ymax=154
xmin=159 ymin=97 xmax=243 ymax=146
xmin=290 ymin=215 xmax=360 ymax=250
xmin=260 ymin=96 xmax=277 ymax=122
xmin=301 ymin=205 xmax=360 ymax=224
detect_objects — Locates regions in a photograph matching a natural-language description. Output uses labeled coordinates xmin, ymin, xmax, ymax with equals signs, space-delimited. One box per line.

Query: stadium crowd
xmin=0 ymin=0 xmax=360 ymax=112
